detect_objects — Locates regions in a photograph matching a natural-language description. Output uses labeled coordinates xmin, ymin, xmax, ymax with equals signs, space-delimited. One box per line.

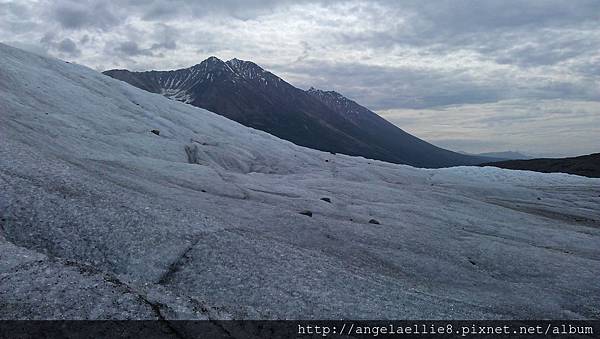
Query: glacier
xmin=0 ymin=43 xmax=599 ymax=320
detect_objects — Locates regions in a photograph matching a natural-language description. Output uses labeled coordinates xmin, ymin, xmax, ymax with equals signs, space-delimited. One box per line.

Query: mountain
xmin=2 ymin=43 xmax=600 ymax=320
xmin=482 ymin=153 xmax=600 ymax=178
xmin=476 ymin=151 xmax=531 ymax=160
xmin=104 ymin=58 xmax=489 ymax=168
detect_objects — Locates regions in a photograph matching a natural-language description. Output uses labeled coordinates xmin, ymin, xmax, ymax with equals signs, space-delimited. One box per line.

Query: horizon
xmin=2 ymin=0 xmax=598 ymax=157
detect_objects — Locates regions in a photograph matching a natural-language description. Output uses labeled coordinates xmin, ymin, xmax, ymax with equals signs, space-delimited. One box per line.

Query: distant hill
xmin=476 ymin=151 xmax=531 ymax=160
xmin=482 ymin=153 xmax=600 ymax=178
xmin=104 ymin=58 xmax=489 ymax=168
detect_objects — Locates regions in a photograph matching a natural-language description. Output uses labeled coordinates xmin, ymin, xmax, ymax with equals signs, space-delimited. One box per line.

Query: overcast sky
xmin=2 ymin=0 xmax=599 ymax=157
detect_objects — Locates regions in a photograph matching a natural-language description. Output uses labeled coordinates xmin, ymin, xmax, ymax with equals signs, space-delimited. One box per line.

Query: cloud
xmin=37 ymin=32 xmax=81 ymax=58
xmin=113 ymin=41 xmax=154 ymax=57
xmin=49 ymin=1 xmax=122 ymax=31
xmin=131 ymin=0 xmax=299 ymax=21
xmin=57 ymin=38 xmax=81 ymax=56
xmin=80 ymin=35 xmax=90 ymax=45
xmin=279 ymin=60 xmax=509 ymax=110
xmin=0 ymin=0 xmax=598 ymax=155
xmin=151 ymin=40 xmax=176 ymax=50
xmin=379 ymin=99 xmax=600 ymax=157
xmin=148 ymin=23 xmax=178 ymax=51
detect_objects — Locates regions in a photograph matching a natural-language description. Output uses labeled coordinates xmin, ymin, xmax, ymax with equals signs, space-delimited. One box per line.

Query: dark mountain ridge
xmin=104 ymin=57 xmax=489 ymax=168
xmin=482 ymin=153 xmax=600 ymax=178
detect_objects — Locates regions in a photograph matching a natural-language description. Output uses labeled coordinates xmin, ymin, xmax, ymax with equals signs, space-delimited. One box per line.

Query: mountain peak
xmin=103 ymin=54 xmax=487 ymax=167
xmin=226 ymin=58 xmax=264 ymax=73
xmin=189 ymin=56 xmax=228 ymax=71
xmin=227 ymin=57 xmax=244 ymax=65
xmin=307 ymin=87 xmax=343 ymax=97
xmin=306 ymin=87 xmax=347 ymax=102
xmin=205 ymin=56 xmax=223 ymax=62
xmin=225 ymin=58 xmax=282 ymax=86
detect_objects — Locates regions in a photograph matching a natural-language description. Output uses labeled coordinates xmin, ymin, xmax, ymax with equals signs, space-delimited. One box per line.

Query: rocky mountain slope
xmin=1 ymin=44 xmax=600 ymax=321
xmin=104 ymin=58 xmax=488 ymax=168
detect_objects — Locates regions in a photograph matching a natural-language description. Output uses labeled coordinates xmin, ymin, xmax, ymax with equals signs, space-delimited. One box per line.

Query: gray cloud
xmin=279 ymin=61 xmax=509 ymax=110
xmin=148 ymin=23 xmax=179 ymax=51
xmin=114 ymin=41 xmax=154 ymax=57
xmin=38 ymin=32 xmax=81 ymax=58
xmin=50 ymin=1 xmax=122 ymax=31
xmin=80 ymin=35 xmax=90 ymax=45
xmin=0 ymin=1 xmax=38 ymax=33
xmin=129 ymin=0 xmax=300 ymax=21
xmin=327 ymin=2 xmax=600 ymax=71
xmin=0 ymin=0 xmax=598 ymax=155
xmin=0 ymin=1 xmax=29 ymax=17
xmin=151 ymin=40 xmax=176 ymax=50
xmin=406 ymin=1 xmax=600 ymax=33
xmin=380 ymin=99 xmax=600 ymax=157
xmin=57 ymin=38 xmax=81 ymax=56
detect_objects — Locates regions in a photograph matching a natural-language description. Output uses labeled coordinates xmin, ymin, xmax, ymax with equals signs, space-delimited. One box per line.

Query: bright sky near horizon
xmin=2 ymin=0 xmax=598 ymax=157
